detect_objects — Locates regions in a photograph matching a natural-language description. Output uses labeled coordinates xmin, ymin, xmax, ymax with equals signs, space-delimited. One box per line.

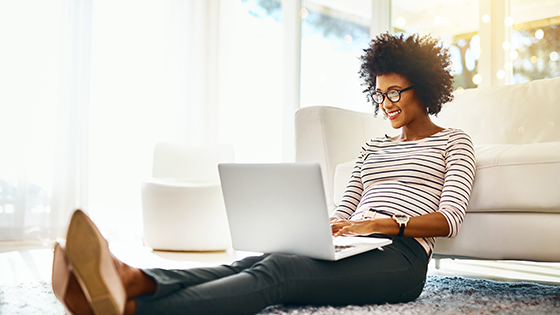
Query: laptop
xmin=218 ymin=163 xmax=392 ymax=261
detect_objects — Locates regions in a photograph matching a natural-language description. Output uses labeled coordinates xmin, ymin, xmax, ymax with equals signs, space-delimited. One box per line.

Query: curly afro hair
xmin=359 ymin=33 xmax=455 ymax=116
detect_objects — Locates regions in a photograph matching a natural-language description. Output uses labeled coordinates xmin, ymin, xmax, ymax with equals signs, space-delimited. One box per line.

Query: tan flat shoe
xmin=52 ymin=243 xmax=76 ymax=315
xmin=65 ymin=210 xmax=126 ymax=315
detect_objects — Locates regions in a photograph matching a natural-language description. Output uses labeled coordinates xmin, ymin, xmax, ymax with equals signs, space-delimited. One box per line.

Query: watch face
xmin=394 ymin=215 xmax=409 ymax=224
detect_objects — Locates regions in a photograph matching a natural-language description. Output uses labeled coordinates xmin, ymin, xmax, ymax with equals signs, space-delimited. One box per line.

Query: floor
xmin=1 ymin=240 xmax=560 ymax=287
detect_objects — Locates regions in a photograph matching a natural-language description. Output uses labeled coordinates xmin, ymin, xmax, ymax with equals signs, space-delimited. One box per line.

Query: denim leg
xmin=136 ymin=253 xmax=304 ymax=315
xmin=135 ymin=237 xmax=428 ymax=315
xmin=139 ymin=254 xmax=267 ymax=301
xmin=281 ymin=237 xmax=429 ymax=306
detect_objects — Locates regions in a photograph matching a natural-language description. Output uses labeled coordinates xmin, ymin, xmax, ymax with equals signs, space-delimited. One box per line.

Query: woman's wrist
xmin=371 ymin=218 xmax=400 ymax=235
xmin=351 ymin=219 xmax=380 ymax=236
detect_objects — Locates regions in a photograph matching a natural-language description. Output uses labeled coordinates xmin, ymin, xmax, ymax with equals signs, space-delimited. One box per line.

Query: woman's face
xmin=375 ymin=73 xmax=426 ymax=129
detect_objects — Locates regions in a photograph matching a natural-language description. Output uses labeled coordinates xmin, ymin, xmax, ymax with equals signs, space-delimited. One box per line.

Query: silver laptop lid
xmin=218 ymin=163 xmax=336 ymax=260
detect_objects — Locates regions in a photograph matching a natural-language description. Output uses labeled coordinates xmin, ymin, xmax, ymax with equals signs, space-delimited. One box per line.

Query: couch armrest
xmin=295 ymin=106 xmax=392 ymax=210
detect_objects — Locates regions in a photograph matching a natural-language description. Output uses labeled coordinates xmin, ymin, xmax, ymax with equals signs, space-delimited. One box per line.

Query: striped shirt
xmin=332 ymin=128 xmax=476 ymax=255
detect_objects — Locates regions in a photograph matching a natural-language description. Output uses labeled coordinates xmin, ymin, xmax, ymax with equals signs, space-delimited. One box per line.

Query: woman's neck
xmin=397 ymin=117 xmax=444 ymax=142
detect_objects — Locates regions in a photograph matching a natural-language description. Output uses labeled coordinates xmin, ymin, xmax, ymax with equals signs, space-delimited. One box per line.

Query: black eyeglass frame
xmin=371 ymin=86 xmax=414 ymax=104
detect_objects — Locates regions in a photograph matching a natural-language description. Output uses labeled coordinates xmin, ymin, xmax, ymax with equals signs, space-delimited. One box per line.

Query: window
xmin=300 ymin=0 xmax=372 ymax=112
xmin=219 ymin=0 xmax=284 ymax=162
xmin=391 ymin=0 xmax=480 ymax=89
xmin=510 ymin=0 xmax=560 ymax=83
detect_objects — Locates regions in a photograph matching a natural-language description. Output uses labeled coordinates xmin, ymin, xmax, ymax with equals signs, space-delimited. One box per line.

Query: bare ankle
xmin=124 ymin=266 xmax=157 ymax=299
xmin=134 ymin=268 xmax=157 ymax=297
xmin=111 ymin=255 xmax=156 ymax=300
xmin=124 ymin=299 xmax=136 ymax=315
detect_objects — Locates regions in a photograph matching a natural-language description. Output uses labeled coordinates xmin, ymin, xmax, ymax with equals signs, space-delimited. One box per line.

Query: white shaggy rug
xmin=0 ymin=275 xmax=558 ymax=314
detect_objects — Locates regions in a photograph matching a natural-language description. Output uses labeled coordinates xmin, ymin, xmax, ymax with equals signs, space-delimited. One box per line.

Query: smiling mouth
xmin=387 ymin=109 xmax=402 ymax=119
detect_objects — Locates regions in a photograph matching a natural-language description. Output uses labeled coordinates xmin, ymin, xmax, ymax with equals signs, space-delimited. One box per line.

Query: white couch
xmin=295 ymin=77 xmax=560 ymax=262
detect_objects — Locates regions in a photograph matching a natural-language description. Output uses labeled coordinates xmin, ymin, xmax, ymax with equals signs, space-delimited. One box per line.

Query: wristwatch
xmin=393 ymin=214 xmax=410 ymax=237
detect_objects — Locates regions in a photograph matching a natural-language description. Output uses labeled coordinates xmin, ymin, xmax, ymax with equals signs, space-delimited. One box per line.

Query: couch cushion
xmin=333 ymin=142 xmax=560 ymax=214
xmin=434 ymin=212 xmax=560 ymax=261
xmin=333 ymin=160 xmax=355 ymax=208
xmin=433 ymin=77 xmax=560 ymax=145
xmin=469 ymin=142 xmax=560 ymax=213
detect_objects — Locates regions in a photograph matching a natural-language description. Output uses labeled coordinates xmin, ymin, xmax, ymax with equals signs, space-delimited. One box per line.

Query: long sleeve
xmin=331 ymin=145 xmax=368 ymax=220
xmin=437 ymin=131 xmax=476 ymax=238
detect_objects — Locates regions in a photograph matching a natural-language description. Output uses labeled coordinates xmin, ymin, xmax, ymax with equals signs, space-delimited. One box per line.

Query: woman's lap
xmin=135 ymin=237 xmax=428 ymax=315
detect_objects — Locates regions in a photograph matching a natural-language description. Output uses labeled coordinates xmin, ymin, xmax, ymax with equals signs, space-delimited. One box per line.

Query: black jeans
xmin=135 ymin=236 xmax=429 ymax=315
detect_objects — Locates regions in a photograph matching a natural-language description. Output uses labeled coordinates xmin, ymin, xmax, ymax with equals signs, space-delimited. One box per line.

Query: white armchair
xmin=141 ymin=143 xmax=233 ymax=251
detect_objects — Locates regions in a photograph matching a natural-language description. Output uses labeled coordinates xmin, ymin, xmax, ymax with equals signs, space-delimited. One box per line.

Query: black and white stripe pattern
xmin=333 ymin=128 xmax=476 ymax=254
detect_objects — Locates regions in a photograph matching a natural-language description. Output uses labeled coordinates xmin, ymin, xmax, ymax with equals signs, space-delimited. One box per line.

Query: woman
xmin=52 ymin=33 xmax=475 ymax=315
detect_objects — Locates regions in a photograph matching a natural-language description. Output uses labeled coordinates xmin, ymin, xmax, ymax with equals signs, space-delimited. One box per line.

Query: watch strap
xmin=397 ymin=224 xmax=405 ymax=237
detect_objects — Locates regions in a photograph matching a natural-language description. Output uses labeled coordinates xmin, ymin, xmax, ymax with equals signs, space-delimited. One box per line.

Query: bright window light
xmin=510 ymin=50 xmax=519 ymax=59
xmin=530 ymin=56 xmax=538 ymax=64
xmin=496 ymin=70 xmax=505 ymax=79
xmin=472 ymin=74 xmax=482 ymax=85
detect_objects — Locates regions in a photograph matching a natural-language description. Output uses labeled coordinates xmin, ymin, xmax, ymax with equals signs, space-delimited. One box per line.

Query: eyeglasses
xmin=371 ymin=86 xmax=414 ymax=104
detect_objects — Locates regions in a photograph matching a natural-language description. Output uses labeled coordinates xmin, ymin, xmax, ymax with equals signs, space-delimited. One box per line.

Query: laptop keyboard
xmin=334 ymin=245 xmax=355 ymax=253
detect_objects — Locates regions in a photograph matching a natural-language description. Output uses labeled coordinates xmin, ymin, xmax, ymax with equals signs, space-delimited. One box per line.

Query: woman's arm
xmin=331 ymin=212 xmax=449 ymax=237
xmin=331 ymin=145 xmax=368 ymax=220
xmin=437 ymin=131 xmax=476 ymax=237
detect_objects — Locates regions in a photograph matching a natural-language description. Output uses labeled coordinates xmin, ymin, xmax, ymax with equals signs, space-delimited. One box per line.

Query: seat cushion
xmin=333 ymin=160 xmax=356 ymax=208
xmin=333 ymin=142 xmax=560 ymax=214
xmin=434 ymin=212 xmax=560 ymax=261
xmin=469 ymin=142 xmax=560 ymax=213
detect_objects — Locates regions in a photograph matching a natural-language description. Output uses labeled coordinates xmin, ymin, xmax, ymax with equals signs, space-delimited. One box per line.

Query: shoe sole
xmin=65 ymin=210 xmax=126 ymax=315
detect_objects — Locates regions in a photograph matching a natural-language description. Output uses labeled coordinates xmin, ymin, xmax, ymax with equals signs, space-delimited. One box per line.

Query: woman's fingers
xmin=333 ymin=224 xmax=356 ymax=237
xmin=334 ymin=221 xmax=374 ymax=237
xmin=331 ymin=221 xmax=351 ymax=235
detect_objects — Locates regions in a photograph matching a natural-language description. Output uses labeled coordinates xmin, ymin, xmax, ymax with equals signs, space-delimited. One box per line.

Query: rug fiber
xmin=0 ymin=275 xmax=558 ymax=314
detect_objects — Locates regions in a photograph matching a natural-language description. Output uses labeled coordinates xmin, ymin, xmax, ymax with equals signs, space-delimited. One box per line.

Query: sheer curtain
xmin=0 ymin=0 xmax=91 ymax=241
xmin=88 ymin=0 xmax=285 ymax=241
xmin=87 ymin=0 xmax=222 ymax=241
xmin=0 ymin=0 xmax=285 ymax=242
xmin=0 ymin=0 xmax=215 ymax=242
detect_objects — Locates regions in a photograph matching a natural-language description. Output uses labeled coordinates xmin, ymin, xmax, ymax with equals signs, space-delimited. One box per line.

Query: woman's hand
xmin=331 ymin=220 xmax=351 ymax=236
xmin=331 ymin=220 xmax=376 ymax=237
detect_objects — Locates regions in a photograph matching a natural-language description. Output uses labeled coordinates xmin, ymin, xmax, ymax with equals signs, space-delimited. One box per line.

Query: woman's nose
xmin=382 ymin=98 xmax=392 ymax=110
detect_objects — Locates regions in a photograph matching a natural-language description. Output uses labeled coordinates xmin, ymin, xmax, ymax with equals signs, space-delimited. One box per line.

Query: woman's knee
xmin=249 ymin=253 xmax=310 ymax=282
xmin=230 ymin=254 xmax=267 ymax=272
